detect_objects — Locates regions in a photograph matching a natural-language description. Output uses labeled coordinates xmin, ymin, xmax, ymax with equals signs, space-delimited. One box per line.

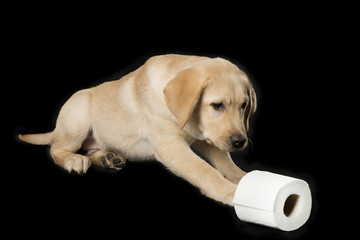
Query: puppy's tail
xmin=18 ymin=132 xmax=53 ymax=145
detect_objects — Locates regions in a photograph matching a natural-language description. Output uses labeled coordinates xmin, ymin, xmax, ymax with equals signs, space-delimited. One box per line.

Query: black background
xmin=5 ymin=3 xmax=352 ymax=239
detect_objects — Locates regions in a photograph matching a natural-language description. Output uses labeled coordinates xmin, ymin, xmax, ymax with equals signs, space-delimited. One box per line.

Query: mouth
xmin=229 ymin=143 xmax=248 ymax=152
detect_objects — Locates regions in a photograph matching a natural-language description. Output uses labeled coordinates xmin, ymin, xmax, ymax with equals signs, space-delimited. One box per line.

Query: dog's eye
xmin=241 ymin=102 xmax=247 ymax=109
xmin=211 ymin=102 xmax=225 ymax=111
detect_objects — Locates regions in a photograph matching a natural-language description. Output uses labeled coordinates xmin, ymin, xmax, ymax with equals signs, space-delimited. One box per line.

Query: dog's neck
xmin=183 ymin=119 xmax=205 ymax=143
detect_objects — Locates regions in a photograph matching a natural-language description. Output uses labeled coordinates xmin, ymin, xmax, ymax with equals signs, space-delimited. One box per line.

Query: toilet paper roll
xmin=233 ymin=170 xmax=312 ymax=231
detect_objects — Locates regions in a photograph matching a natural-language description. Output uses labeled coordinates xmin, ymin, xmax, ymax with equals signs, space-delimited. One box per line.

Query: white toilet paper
xmin=233 ymin=170 xmax=312 ymax=231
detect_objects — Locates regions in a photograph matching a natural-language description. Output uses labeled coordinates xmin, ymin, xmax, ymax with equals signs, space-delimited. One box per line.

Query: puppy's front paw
xmin=223 ymin=184 xmax=237 ymax=206
xmin=101 ymin=153 xmax=126 ymax=170
xmin=226 ymin=169 xmax=247 ymax=184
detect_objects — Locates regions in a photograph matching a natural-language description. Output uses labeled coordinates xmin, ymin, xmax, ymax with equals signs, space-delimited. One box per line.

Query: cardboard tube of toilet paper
xmin=233 ymin=170 xmax=312 ymax=231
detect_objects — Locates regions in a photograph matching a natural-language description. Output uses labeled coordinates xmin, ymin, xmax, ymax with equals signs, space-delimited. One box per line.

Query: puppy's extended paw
xmin=223 ymin=184 xmax=237 ymax=206
xmin=100 ymin=152 xmax=126 ymax=170
xmin=226 ymin=169 xmax=247 ymax=184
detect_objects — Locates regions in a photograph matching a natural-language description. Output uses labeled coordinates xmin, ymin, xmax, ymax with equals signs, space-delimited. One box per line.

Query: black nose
xmin=229 ymin=135 xmax=247 ymax=149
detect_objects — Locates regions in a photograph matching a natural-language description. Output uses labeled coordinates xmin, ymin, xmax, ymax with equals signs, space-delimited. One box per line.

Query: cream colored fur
xmin=19 ymin=54 xmax=256 ymax=206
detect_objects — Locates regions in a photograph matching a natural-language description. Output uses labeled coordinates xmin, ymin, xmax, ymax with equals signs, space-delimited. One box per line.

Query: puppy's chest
xmin=98 ymin=127 xmax=154 ymax=161
xmin=119 ymin=136 xmax=154 ymax=161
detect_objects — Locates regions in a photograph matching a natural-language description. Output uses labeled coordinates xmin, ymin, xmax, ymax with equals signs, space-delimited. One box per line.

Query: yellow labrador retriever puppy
xmin=19 ymin=54 xmax=256 ymax=206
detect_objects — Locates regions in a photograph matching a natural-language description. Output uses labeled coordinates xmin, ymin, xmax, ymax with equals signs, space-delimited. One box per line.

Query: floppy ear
xmin=244 ymin=84 xmax=257 ymax=131
xmin=163 ymin=68 xmax=209 ymax=128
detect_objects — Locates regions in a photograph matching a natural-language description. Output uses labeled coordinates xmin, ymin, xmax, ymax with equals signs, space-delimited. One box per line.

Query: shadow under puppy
xmin=19 ymin=54 xmax=257 ymax=206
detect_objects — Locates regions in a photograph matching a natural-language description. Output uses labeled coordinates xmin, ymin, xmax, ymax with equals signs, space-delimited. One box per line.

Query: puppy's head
xmin=164 ymin=58 xmax=256 ymax=152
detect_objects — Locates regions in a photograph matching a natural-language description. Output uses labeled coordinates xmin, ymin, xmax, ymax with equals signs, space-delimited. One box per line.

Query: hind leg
xmin=80 ymin=130 xmax=127 ymax=170
xmin=51 ymin=149 xmax=91 ymax=174
xmin=50 ymin=90 xmax=92 ymax=174
xmin=87 ymin=151 xmax=126 ymax=170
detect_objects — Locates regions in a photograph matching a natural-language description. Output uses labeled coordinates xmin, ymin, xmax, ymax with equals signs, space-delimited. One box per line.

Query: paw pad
xmin=101 ymin=152 xmax=126 ymax=170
